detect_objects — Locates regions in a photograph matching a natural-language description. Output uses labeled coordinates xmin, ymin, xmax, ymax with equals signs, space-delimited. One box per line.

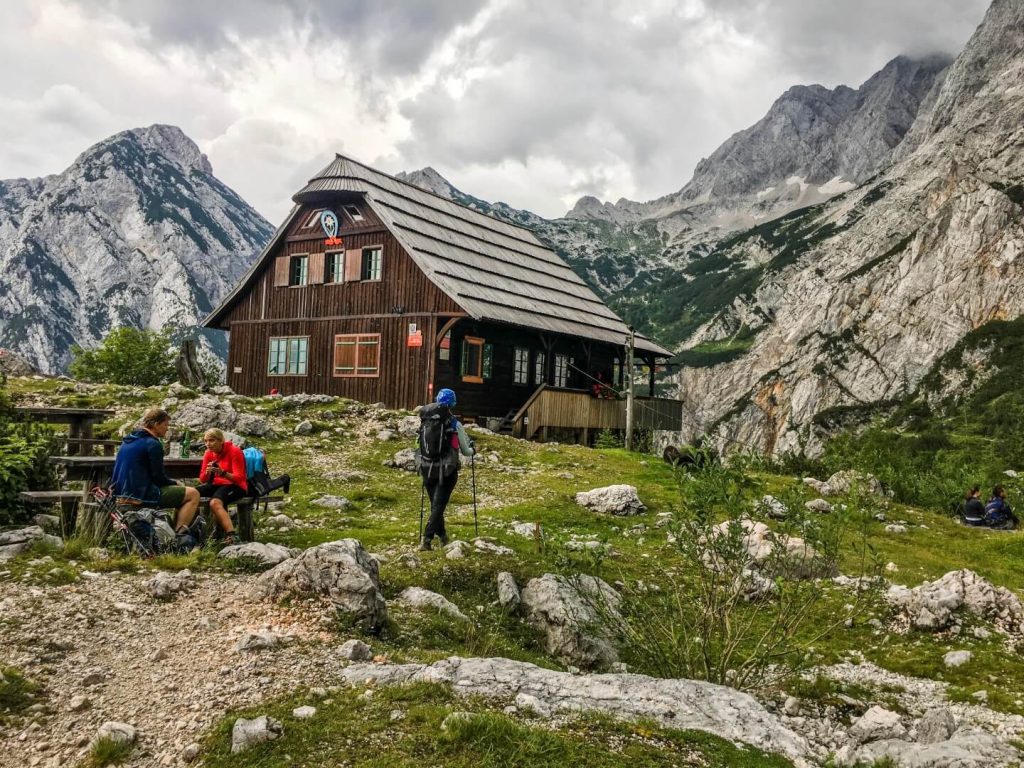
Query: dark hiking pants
xmin=424 ymin=471 xmax=458 ymax=542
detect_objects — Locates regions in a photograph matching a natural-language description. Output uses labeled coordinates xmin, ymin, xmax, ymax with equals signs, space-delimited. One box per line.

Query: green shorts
xmin=158 ymin=484 xmax=187 ymax=508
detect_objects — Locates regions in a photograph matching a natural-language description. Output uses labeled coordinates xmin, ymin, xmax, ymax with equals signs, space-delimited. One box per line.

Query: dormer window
xmin=301 ymin=209 xmax=326 ymax=229
xmin=343 ymin=204 xmax=364 ymax=223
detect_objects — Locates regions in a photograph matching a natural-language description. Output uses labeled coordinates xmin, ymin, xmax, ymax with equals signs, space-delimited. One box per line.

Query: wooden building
xmin=204 ymin=155 xmax=681 ymax=439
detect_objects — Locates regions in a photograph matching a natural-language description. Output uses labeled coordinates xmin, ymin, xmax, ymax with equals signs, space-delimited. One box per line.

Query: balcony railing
xmin=510 ymin=384 xmax=682 ymax=440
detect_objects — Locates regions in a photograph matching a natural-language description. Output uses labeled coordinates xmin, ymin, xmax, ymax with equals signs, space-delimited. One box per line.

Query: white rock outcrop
xmin=886 ymin=569 xmax=1024 ymax=633
xmin=258 ymin=539 xmax=387 ymax=631
xmin=574 ymin=485 xmax=646 ymax=516
xmin=520 ymin=574 xmax=620 ymax=668
xmin=395 ymin=587 xmax=470 ymax=622
xmin=339 ymin=656 xmax=809 ymax=764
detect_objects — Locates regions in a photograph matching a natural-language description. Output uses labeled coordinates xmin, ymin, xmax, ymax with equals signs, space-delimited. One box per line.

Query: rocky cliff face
xmin=678 ymin=0 xmax=1024 ymax=455
xmin=0 ymin=125 xmax=273 ymax=374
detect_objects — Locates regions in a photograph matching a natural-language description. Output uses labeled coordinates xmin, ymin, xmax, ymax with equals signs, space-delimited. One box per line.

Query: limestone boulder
xmin=574 ymin=485 xmax=646 ymax=516
xmin=0 ymin=526 xmax=62 ymax=561
xmin=520 ymin=573 xmax=620 ymax=668
xmin=172 ymin=395 xmax=238 ymax=431
xmin=886 ymin=569 xmax=1024 ymax=632
xmin=396 ymin=587 xmax=469 ymax=622
xmin=258 ymin=539 xmax=387 ymax=632
xmin=826 ymin=470 xmax=885 ymax=497
xmin=219 ymin=542 xmax=295 ymax=567
xmin=231 ymin=716 xmax=283 ymax=754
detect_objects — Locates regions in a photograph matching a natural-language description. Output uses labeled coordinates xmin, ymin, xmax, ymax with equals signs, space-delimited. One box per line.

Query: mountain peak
xmin=81 ymin=124 xmax=213 ymax=175
xmin=395 ymin=166 xmax=459 ymax=198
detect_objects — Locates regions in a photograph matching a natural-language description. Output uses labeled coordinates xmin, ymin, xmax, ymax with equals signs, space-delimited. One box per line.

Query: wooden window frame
xmin=301 ymin=208 xmax=326 ymax=229
xmin=554 ymin=353 xmax=571 ymax=388
xmin=288 ymin=254 xmax=309 ymax=287
xmin=333 ymin=333 xmax=381 ymax=378
xmin=268 ymin=336 xmax=309 ymax=376
xmin=360 ymin=246 xmax=383 ymax=281
xmin=513 ymin=347 xmax=529 ymax=385
xmin=326 ymin=251 xmax=344 ymax=283
xmin=343 ymin=204 xmax=364 ymax=223
xmin=461 ymin=336 xmax=485 ymax=384
xmin=534 ymin=350 xmax=546 ymax=385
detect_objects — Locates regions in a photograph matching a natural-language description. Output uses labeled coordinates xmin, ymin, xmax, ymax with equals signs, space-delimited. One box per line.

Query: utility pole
xmin=625 ymin=325 xmax=635 ymax=451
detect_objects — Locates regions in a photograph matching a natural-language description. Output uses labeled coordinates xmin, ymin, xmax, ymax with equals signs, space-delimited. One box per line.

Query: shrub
xmin=70 ymin=327 xmax=176 ymax=386
xmin=594 ymin=460 xmax=880 ymax=690
xmin=0 ymin=374 xmax=58 ymax=524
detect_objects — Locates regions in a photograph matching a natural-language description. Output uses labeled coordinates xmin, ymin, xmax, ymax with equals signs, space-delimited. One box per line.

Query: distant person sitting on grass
xmin=198 ymin=428 xmax=248 ymax=545
xmin=112 ymin=407 xmax=200 ymax=533
xmin=984 ymin=485 xmax=1018 ymax=530
xmin=961 ymin=485 xmax=986 ymax=526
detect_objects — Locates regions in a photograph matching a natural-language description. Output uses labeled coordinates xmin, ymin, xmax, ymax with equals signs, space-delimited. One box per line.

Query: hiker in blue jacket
xmin=112 ymin=407 xmax=200 ymax=533
xmin=417 ymin=388 xmax=476 ymax=551
xmin=983 ymin=485 xmax=1018 ymax=530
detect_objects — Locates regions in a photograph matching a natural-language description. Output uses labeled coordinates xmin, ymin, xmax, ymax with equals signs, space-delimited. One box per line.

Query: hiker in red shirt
xmin=197 ymin=428 xmax=248 ymax=545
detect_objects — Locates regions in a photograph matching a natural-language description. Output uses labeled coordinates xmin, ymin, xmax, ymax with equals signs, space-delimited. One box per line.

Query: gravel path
xmin=0 ymin=569 xmax=335 ymax=767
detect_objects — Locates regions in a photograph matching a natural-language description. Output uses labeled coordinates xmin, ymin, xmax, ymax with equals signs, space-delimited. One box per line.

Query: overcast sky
xmin=0 ymin=0 xmax=991 ymax=221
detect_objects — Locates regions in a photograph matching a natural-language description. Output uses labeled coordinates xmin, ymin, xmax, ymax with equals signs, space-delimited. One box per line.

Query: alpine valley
xmin=2 ymin=0 xmax=1022 ymax=458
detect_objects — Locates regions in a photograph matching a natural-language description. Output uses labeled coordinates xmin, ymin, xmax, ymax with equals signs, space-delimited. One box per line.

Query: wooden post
xmin=625 ymin=327 xmax=635 ymax=451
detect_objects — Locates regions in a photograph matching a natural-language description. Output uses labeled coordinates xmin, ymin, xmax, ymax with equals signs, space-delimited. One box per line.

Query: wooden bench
xmin=198 ymin=495 xmax=285 ymax=542
xmin=19 ymin=490 xmax=81 ymax=537
xmin=63 ymin=438 xmax=120 ymax=456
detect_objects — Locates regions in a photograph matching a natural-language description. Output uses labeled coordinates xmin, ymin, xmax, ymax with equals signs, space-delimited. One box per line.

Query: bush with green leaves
xmin=586 ymin=454 xmax=880 ymax=691
xmin=70 ymin=327 xmax=177 ymax=386
xmin=0 ymin=373 xmax=58 ymax=524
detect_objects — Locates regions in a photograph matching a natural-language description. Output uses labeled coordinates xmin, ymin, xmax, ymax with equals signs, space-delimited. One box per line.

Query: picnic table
xmin=49 ymin=456 xmax=204 ymax=543
xmin=15 ymin=407 xmax=115 ymax=455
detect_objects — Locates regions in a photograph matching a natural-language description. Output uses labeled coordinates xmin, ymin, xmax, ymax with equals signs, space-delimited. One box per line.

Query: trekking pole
xmin=471 ymin=448 xmax=478 ymax=537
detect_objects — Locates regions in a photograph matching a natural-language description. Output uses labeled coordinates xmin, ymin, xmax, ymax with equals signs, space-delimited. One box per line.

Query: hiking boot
xmin=282 ymin=475 xmax=291 ymax=495
xmin=223 ymin=531 xmax=242 ymax=547
xmin=439 ymin=534 xmax=449 ymax=546
xmin=418 ymin=538 xmax=432 ymax=551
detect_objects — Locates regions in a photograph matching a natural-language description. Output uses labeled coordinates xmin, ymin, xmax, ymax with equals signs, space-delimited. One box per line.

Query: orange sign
xmin=407 ymin=330 xmax=423 ymax=348
xmin=324 ymin=236 xmax=343 ymax=247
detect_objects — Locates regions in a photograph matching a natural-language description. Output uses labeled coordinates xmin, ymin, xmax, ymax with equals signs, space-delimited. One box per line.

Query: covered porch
xmin=508 ymin=384 xmax=683 ymax=443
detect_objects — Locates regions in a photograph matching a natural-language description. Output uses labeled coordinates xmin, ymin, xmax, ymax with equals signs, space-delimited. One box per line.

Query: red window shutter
xmin=334 ymin=335 xmax=357 ymax=376
xmin=308 ymin=252 xmax=325 ymax=284
xmin=344 ymin=249 xmax=362 ymax=282
xmin=273 ymin=256 xmax=289 ymax=287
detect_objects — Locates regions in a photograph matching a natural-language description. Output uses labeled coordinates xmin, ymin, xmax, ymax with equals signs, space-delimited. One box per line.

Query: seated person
xmin=112 ymin=407 xmax=200 ymax=533
xmin=984 ymin=485 xmax=1018 ymax=530
xmin=961 ymin=485 xmax=986 ymax=526
xmin=198 ymin=428 xmax=248 ymax=545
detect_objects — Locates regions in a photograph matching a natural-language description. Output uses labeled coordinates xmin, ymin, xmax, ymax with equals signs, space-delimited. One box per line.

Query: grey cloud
xmin=396 ymin=0 xmax=990 ymax=212
xmin=84 ymin=0 xmax=488 ymax=75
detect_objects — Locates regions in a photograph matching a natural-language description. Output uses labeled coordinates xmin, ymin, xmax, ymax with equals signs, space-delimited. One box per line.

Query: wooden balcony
xmin=510 ymin=384 xmax=682 ymax=441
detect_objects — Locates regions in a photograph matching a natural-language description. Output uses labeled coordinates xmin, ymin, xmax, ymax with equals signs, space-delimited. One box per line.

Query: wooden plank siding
xmin=222 ymin=201 xmax=463 ymax=407
xmin=520 ymin=388 xmax=682 ymax=439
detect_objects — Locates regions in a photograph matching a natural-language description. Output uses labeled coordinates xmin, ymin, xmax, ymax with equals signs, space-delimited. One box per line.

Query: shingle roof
xmin=207 ymin=154 xmax=671 ymax=357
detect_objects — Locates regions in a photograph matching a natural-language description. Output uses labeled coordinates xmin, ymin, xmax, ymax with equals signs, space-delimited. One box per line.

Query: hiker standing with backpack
xmin=417 ymin=388 xmax=476 ymax=551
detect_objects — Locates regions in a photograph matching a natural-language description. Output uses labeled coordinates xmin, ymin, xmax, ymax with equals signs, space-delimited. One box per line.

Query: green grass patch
xmin=85 ymin=735 xmax=134 ymax=767
xmin=0 ymin=667 xmax=42 ymax=721
xmin=199 ymin=681 xmax=795 ymax=767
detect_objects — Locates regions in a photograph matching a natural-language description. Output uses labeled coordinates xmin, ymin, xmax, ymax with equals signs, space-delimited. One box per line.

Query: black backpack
xmin=417 ymin=403 xmax=458 ymax=478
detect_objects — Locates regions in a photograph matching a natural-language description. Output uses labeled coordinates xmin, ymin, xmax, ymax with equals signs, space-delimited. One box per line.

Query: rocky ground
xmin=0 ymin=570 xmax=332 ymax=767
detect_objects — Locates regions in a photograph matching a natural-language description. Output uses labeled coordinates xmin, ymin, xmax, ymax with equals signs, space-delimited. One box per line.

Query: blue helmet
xmin=436 ymin=388 xmax=456 ymax=406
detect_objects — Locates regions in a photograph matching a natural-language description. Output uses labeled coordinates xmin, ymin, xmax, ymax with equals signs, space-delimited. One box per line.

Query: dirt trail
xmin=0 ymin=570 xmax=335 ymax=767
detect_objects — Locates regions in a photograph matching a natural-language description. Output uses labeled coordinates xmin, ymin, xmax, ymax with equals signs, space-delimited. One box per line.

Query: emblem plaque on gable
xmin=321 ymin=210 xmax=342 ymax=246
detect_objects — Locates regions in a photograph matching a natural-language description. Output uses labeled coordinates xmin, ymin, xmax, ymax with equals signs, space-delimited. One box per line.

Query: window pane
xmin=482 ymin=343 xmax=493 ymax=379
xmin=513 ymin=348 xmax=528 ymax=384
xmin=361 ymin=247 xmax=382 ymax=280
xmin=534 ymin=352 xmax=545 ymax=385
xmin=327 ymin=252 xmax=343 ymax=283
xmin=439 ymin=330 xmax=451 ymax=361
xmin=290 ymin=255 xmax=308 ymax=286
xmin=462 ymin=338 xmax=483 ymax=380
xmin=296 ymin=339 xmax=308 ymax=375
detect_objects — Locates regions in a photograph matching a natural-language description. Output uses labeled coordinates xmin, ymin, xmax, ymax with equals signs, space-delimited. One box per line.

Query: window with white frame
xmin=301 ymin=209 xmax=326 ymax=229
xmin=343 ymin=204 xmax=364 ymax=223
xmin=326 ymin=252 xmax=344 ymax=283
xmin=360 ymin=247 xmax=382 ymax=280
xmin=513 ymin=347 xmax=530 ymax=385
xmin=268 ymin=337 xmax=308 ymax=376
xmin=289 ymin=254 xmax=308 ymax=286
